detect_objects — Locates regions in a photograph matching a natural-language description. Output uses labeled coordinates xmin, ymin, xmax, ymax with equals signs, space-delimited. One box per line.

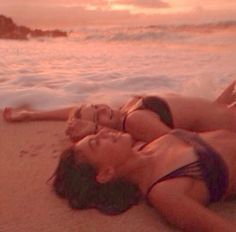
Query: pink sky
xmin=1 ymin=0 xmax=236 ymax=28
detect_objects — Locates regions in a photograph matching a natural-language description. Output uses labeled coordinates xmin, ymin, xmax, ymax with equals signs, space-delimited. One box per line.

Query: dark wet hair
xmin=52 ymin=147 xmax=142 ymax=215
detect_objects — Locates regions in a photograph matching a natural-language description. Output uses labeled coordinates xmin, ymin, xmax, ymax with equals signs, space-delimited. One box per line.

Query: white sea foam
xmin=0 ymin=23 xmax=236 ymax=109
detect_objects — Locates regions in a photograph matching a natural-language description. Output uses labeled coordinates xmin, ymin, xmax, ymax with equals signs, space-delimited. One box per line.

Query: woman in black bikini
xmin=52 ymin=128 xmax=236 ymax=231
xmin=3 ymin=80 xmax=236 ymax=142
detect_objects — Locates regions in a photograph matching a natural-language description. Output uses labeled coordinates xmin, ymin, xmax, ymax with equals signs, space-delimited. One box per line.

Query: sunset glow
xmin=0 ymin=0 xmax=236 ymax=28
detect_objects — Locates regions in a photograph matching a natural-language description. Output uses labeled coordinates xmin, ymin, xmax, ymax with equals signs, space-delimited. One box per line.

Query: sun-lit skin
xmin=73 ymin=128 xmax=146 ymax=184
xmin=77 ymin=104 xmax=122 ymax=129
xmin=74 ymin=129 xmax=134 ymax=171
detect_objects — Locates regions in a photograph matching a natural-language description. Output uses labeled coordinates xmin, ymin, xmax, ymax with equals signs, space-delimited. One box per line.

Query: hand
xmin=66 ymin=118 xmax=97 ymax=142
xmin=3 ymin=107 xmax=32 ymax=122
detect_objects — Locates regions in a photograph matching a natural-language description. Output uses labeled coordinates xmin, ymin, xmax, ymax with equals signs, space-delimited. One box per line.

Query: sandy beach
xmin=1 ymin=110 xmax=236 ymax=232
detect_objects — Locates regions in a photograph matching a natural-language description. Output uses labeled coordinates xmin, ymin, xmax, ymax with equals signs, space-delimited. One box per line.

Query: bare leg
xmin=3 ymin=106 xmax=77 ymax=122
xmin=215 ymin=80 xmax=236 ymax=105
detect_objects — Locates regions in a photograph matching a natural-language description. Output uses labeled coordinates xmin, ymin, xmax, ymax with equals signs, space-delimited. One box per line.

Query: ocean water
xmin=0 ymin=22 xmax=236 ymax=109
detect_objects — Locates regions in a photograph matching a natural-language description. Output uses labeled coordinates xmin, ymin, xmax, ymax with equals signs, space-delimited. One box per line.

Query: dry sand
xmin=1 ymin=111 xmax=236 ymax=232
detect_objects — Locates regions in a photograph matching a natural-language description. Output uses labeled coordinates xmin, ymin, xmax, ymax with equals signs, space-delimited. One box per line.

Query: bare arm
xmin=30 ymin=107 xmax=77 ymax=121
xmin=3 ymin=107 xmax=77 ymax=122
xmin=149 ymin=182 xmax=236 ymax=232
xmin=120 ymin=96 xmax=142 ymax=112
xmin=125 ymin=109 xmax=171 ymax=142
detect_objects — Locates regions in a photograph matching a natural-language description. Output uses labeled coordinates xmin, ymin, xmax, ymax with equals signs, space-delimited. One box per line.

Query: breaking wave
xmin=69 ymin=21 xmax=236 ymax=42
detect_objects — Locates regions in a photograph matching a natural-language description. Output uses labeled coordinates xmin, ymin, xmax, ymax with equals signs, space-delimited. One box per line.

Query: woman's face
xmin=77 ymin=104 xmax=120 ymax=129
xmin=74 ymin=129 xmax=133 ymax=169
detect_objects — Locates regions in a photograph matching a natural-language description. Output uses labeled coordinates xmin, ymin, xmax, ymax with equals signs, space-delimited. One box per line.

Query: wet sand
xmin=1 ymin=111 xmax=236 ymax=232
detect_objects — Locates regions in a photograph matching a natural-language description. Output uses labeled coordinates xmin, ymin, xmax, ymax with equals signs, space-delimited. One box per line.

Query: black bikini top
xmin=122 ymin=96 xmax=174 ymax=131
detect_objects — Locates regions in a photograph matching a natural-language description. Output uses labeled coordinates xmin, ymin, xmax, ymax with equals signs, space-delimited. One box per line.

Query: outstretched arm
xmin=149 ymin=182 xmax=236 ymax=232
xmin=3 ymin=106 xmax=77 ymax=122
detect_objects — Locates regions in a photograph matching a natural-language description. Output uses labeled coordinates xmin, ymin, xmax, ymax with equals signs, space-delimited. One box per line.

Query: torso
xmin=123 ymin=95 xmax=173 ymax=128
xmin=122 ymin=94 xmax=236 ymax=132
xmin=138 ymin=130 xmax=236 ymax=204
xmin=139 ymin=133 xmax=207 ymax=203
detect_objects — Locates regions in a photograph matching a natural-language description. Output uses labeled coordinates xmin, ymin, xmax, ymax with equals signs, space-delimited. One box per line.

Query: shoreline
xmin=1 ymin=111 xmax=236 ymax=232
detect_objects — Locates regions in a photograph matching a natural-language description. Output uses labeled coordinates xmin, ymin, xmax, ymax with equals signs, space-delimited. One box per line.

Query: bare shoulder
xmin=120 ymin=95 xmax=142 ymax=112
xmin=125 ymin=109 xmax=171 ymax=141
xmin=125 ymin=109 xmax=167 ymax=131
xmin=125 ymin=109 xmax=158 ymax=133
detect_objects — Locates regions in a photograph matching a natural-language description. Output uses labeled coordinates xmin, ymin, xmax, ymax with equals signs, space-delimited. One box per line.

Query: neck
xmin=115 ymin=149 xmax=157 ymax=193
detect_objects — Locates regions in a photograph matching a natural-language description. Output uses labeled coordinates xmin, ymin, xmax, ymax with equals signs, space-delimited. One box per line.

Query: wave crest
xmin=70 ymin=21 xmax=236 ymax=42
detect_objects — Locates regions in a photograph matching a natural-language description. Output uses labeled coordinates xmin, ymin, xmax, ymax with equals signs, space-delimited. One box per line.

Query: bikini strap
xmin=145 ymin=160 xmax=203 ymax=200
xmin=122 ymin=96 xmax=174 ymax=131
xmin=171 ymin=129 xmax=229 ymax=203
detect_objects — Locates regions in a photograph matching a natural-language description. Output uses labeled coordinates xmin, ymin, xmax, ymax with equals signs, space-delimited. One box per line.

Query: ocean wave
xmin=147 ymin=21 xmax=236 ymax=31
xmin=70 ymin=29 xmax=187 ymax=42
xmin=69 ymin=21 xmax=236 ymax=42
xmin=1 ymin=22 xmax=235 ymax=109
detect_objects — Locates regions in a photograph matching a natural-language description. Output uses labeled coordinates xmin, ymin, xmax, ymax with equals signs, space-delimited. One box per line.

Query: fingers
xmin=2 ymin=107 xmax=30 ymax=122
xmin=65 ymin=119 xmax=83 ymax=139
xmin=65 ymin=118 xmax=80 ymax=135
xmin=67 ymin=128 xmax=87 ymax=142
xmin=65 ymin=119 xmax=97 ymax=142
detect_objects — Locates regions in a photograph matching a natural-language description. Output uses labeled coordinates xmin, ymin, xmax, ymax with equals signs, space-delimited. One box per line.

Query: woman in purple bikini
xmin=52 ymin=128 xmax=236 ymax=231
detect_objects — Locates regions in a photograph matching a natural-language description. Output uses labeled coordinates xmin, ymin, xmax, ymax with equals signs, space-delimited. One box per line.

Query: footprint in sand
xmin=19 ymin=149 xmax=29 ymax=157
xmin=30 ymin=153 xmax=39 ymax=157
